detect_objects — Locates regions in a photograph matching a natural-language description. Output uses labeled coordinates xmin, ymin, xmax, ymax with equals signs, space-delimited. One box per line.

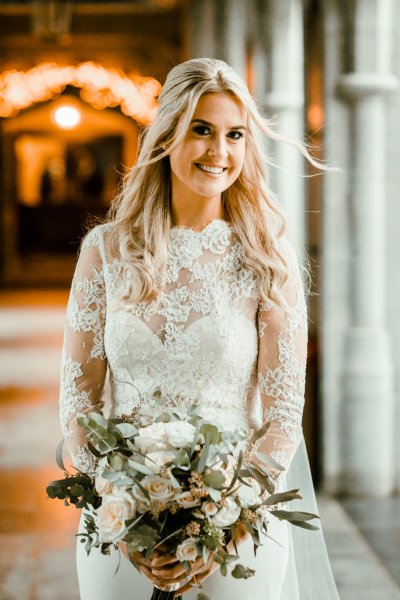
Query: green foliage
xmin=202 ymin=470 xmax=225 ymax=490
xmin=231 ymin=564 xmax=256 ymax=579
xmin=46 ymin=474 xmax=98 ymax=509
xmin=126 ymin=524 xmax=160 ymax=553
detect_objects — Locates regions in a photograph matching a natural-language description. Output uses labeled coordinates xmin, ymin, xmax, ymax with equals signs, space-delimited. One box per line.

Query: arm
xmin=59 ymin=231 xmax=107 ymax=475
xmin=255 ymin=242 xmax=307 ymax=488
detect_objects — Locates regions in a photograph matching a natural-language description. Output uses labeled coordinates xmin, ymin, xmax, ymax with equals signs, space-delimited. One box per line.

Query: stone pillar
xmin=214 ymin=0 xmax=247 ymax=79
xmin=258 ymin=0 xmax=306 ymax=253
xmin=186 ymin=0 xmax=247 ymax=79
xmin=186 ymin=0 xmax=217 ymax=59
xmin=338 ymin=0 xmax=398 ymax=496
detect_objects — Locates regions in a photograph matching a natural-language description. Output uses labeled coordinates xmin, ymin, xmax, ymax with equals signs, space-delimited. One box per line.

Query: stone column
xmin=258 ymin=0 xmax=306 ymax=253
xmin=338 ymin=0 xmax=398 ymax=496
xmin=186 ymin=0 xmax=217 ymax=59
xmin=214 ymin=0 xmax=247 ymax=79
xmin=186 ymin=0 xmax=247 ymax=79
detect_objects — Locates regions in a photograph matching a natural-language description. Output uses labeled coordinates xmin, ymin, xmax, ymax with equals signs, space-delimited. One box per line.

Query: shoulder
xmin=81 ymin=222 xmax=113 ymax=252
xmin=276 ymin=235 xmax=304 ymax=279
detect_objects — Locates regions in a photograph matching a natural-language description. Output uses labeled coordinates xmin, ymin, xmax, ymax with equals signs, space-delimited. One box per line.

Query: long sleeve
xmin=255 ymin=241 xmax=307 ymax=489
xmin=59 ymin=229 xmax=108 ymax=474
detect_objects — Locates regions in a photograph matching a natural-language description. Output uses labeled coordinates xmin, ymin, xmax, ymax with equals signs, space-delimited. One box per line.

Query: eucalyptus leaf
xmin=114 ymin=423 xmax=137 ymax=438
xmin=203 ymin=470 xmax=225 ymax=490
xmin=231 ymin=564 xmax=255 ymax=579
xmin=246 ymin=465 xmax=274 ymax=493
xmin=289 ymin=520 xmax=320 ymax=531
xmin=254 ymin=450 xmax=284 ymax=471
xmin=262 ymin=489 xmax=302 ymax=506
xmin=206 ymin=486 xmax=222 ymax=502
xmin=272 ymin=510 xmax=320 ymax=522
xmin=128 ymin=459 xmax=154 ymax=476
xmin=190 ymin=420 xmax=201 ymax=457
xmin=249 ymin=421 xmax=271 ymax=445
xmin=97 ymin=434 xmax=118 ymax=453
xmin=227 ymin=450 xmax=242 ymax=491
xmin=154 ymin=412 xmax=172 ymax=423
xmin=200 ymin=423 xmax=219 ymax=445
xmin=102 ymin=469 xmax=123 ymax=482
xmin=197 ymin=433 xmax=211 ymax=473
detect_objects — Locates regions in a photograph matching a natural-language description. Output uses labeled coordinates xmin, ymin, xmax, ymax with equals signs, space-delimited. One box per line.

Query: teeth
xmin=196 ymin=164 xmax=225 ymax=174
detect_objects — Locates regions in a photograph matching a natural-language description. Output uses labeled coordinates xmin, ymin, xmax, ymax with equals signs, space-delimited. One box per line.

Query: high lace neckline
xmin=169 ymin=218 xmax=232 ymax=235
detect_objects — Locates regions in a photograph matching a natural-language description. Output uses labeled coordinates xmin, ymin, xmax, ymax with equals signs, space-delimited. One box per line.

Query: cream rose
xmin=135 ymin=422 xmax=170 ymax=454
xmin=97 ymin=490 xmax=136 ymax=542
xmin=164 ymin=421 xmax=196 ymax=448
xmin=236 ymin=479 xmax=261 ymax=508
xmin=145 ymin=450 xmax=176 ymax=474
xmin=175 ymin=491 xmax=201 ymax=508
xmin=95 ymin=473 xmax=113 ymax=496
xmin=141 ymin=475 xmax=175 ymax=502
xmin=176 ymin=538 xmax=198 ymax=562
xmin=201 ymin=501 xmax=218 ymax=516
xmin=212 ymin=496 xmax=241 ymax=527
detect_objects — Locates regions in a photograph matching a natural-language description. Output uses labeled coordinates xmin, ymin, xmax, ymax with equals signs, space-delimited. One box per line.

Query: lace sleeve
xmin=59 ymin=229 xmax=107 ymax=474
xmin=255 ymin=243 xmax=307 ymax=489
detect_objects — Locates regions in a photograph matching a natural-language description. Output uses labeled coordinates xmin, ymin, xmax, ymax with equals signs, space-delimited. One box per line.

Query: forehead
xmin=192 ymin=92 xmax=247 ymax=126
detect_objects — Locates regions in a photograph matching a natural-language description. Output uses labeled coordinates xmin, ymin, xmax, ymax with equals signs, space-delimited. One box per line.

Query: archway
xmin=0 ymin=62 xmax=161 ymax=286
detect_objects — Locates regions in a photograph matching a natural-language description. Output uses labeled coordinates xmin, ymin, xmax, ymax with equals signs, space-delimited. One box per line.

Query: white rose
xmin=97 ymin=490 xmax=136 ymax=542
xmin=145 ymin=450 xmax=176 ymax=474
xmin=141 ymin=475 xmax=175 ymax=501
xmin=236 ymin=480 xmax=261 ymax=508
xmin=214 ymin=454 xmax=237 ymax=486
xmin=201 ymin=501 xmax=218 ymax=516
xmin=131 ymin=484 xmax=150 ymax=507
xmin=135 ymin=422 xmax=170 ymax=454
xmin=212 ymin=496 xmax=241 ymax=527
xmin=164 ymin=421 xmax=196 ymax=448
xmin=176 ymin=538 xmax=198 ymax=562
xmin=95 ymin=473 xmax=113 ymax=496
xmin=175 ymin=491 xmax=201 ymax=508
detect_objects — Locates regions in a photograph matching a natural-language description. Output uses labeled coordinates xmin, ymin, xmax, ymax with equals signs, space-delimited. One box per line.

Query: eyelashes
xmin=191 ymin=126 xmax=245 ymax=140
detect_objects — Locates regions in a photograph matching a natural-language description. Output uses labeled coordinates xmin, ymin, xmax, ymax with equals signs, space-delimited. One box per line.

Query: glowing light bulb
xmin=53 ymin=105 xmax=81 ymax=128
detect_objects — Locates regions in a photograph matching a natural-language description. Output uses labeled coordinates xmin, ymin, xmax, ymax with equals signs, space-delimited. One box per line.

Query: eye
xmin=228 ymin=130 xmax=245 ymax=141
xmin=192 ymin=125 xmax=211 ymax=136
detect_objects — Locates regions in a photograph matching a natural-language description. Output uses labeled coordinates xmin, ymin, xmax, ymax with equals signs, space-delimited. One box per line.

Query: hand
xmin=119 ymin=542 xmax=166 ymax=588
xmin=150 ymin=524 xmax=250 ymax=596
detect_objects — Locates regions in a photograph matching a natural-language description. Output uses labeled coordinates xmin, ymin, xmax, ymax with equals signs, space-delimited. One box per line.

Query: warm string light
xmin=0 ymin=62 xmax=161 ymax=124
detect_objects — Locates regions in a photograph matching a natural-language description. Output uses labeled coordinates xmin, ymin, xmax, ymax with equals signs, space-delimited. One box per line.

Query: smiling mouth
xmin=194 ymin=163 xmax=227 ymax=175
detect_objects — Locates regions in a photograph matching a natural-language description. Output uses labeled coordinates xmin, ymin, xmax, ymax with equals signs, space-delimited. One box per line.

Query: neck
xmin=170 ymin=201 xmax=224 ymax=231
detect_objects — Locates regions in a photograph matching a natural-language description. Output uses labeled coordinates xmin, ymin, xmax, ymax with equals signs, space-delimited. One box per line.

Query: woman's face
xmin=169 ymin=92 xmax=247 ymax=205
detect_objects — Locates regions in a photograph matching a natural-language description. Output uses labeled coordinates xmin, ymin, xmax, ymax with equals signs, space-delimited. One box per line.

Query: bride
xmin=59 ymin=57 xmax=340 ymax=599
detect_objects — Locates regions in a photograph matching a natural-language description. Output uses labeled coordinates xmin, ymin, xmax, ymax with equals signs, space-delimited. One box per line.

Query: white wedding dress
xmin=59 ymin=219 xmax=340 ymax=600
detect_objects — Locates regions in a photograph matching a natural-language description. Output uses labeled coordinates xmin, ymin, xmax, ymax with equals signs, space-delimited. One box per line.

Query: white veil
xmin=279 ymin=435 xmax=340 ymax=599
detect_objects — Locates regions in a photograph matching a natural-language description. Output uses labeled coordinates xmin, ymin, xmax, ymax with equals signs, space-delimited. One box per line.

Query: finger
xmin=175 ymin=573 xmax=204 ymax=595
xmin=151 ymin=554 xmax=179 ymax=567
xmin=139 ymin=564 xmax=162 ymax=587
xmin=152 ymin=571 xmax=192 ymax=586
xmin=151 ymin=562 xmax=188 ymax=579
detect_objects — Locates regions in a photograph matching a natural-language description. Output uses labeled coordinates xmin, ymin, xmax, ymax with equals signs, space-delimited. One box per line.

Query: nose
xmin=207 ymin=134 xmax=228 ymax=159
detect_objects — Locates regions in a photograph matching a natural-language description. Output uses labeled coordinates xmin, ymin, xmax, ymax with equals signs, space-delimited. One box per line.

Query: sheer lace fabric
xmin=60 ymin=218 xmax=340 ymax=599
xmin=59 ymin=219 xmax=306 ymax=485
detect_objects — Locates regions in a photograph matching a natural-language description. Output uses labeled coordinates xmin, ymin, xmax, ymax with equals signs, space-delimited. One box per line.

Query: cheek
xmin=231 ymin=146 xmax=246 ymax=173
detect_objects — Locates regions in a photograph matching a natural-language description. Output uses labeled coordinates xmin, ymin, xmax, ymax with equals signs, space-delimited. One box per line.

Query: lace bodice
xmin=59 ymin=219 xmax=307 ymax=484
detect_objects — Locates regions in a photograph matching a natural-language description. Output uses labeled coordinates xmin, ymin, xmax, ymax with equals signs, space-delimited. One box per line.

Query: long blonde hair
xmin=105 ymin=57 xmax=318 ymax=307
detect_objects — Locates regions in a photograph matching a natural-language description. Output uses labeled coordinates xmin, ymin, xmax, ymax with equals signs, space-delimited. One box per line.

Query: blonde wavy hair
xmin=105 ymin=57 xmax=319 ymax=308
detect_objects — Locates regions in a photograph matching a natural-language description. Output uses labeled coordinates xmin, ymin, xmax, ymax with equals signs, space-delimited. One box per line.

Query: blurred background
xmin=0 ymin=0 xmax=399 ymax=598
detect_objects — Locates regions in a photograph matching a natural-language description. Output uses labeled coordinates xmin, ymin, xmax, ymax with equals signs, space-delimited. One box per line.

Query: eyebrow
xmin=190 ymin=118 xmax=247 ymax=131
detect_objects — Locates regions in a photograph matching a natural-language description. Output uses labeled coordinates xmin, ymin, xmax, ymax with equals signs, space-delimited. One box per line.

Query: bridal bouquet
xmin=47 ymin=402 xmax=320 ymax=600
